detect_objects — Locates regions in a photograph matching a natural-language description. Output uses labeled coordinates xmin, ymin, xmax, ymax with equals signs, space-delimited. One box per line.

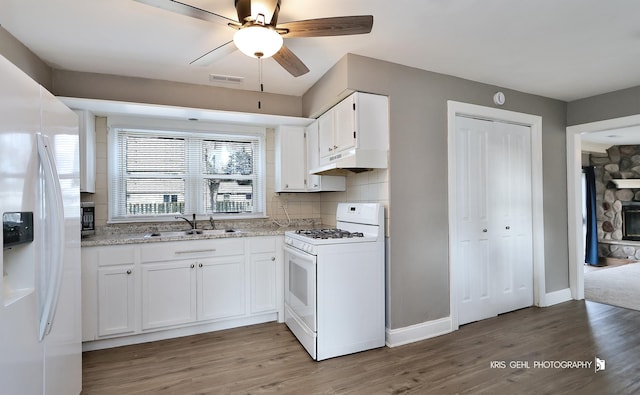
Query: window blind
xmin=110 ymin=128 xmax=265 ymax=221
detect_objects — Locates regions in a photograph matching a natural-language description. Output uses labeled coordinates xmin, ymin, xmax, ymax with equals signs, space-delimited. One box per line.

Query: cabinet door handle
xmin=175 ymin=249 xmax=217 ymax=255
xmin=190 ymin=264 xmax=195 ymax=269
xmin=199 ymin=263 xmax=203 ymax=268
xmin=126 ymin=269 xmax=132 ymax=275
xmin=482 ymin=228 xmax=488 ymax=233
xmin=271 ymin=257 xmax=276 ymax=261
xmin=333 ymin=145 xmax=338 ymax=149
xmin=328 ymin=147 xmax=333 ymax=152
xmin=505 ymin=226 xmax=511 ymax=230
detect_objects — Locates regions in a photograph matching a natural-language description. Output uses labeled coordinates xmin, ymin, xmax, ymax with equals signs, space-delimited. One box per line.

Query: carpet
xmin=584 ymin=262 xmax=640 ymax=311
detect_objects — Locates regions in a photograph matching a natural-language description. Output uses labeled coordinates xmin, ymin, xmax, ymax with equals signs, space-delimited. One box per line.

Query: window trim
xmin=107 ymin=116 xmax=266 ymax=223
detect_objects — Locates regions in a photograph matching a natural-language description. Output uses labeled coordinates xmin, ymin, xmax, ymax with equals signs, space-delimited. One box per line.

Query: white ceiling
xmin=2 ymin=0 xmax=640 ymax=101
xmin=581 ymin=126 xmax=640 ymax=146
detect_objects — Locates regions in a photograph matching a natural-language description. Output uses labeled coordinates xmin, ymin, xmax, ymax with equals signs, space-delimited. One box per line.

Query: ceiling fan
xmin=134 ymin=0 xmax=373 ymax=77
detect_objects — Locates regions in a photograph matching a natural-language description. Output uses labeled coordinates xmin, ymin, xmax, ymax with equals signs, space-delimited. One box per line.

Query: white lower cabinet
xmin=141 ymin=260 xmax=197 ymax=330
xmin=250 ymin=253 xmax=277 ymax=313
xmin=97 ymin=266 xmax=135 ymax=336
xmin=198 ymin=256 xmax=245 ymax=321
xmin=82 ymin=245 xmax=137 ymax=340
xmin=81 ymin=235 xmax=282 ymax=347
xmin=249 ymin=237 xmax=282 ymax=314
xmin=81 ymin=248 xmax=98 ymax=341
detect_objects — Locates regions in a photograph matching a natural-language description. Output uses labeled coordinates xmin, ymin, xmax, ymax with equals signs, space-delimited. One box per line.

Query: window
xmin=109 ymin=125 xmax=265 ymax=222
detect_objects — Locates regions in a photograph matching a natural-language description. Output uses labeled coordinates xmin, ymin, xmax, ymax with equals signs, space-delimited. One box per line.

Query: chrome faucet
xmin=175 ymin=213 xmax=197 ymax=229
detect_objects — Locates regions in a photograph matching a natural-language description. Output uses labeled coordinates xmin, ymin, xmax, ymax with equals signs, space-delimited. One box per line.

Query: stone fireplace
xmin=589 ymin=145 xmax=640 ymax=259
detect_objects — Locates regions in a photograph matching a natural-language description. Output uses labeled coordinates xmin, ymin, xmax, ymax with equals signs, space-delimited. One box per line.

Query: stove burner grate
xmin=295 ymin=228 xmax=364 ymax=239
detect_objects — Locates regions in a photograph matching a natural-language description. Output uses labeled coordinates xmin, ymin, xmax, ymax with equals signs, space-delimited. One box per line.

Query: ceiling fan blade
xmin=134 ymin=0 xmax=238 ymax=25
xmin=277 ymin=15 xmax=373 ymax=38
xmin=190 ymin=40 xmax=237 ymax=66
xmin=235 ymin=0 xmax=252 ymax=22
xmin=269 ymin=0 xmax=281 ymax=26
xmin=235 ymin=0 xmax=280 ymax=25
xmin=272 ymin=45 xmax=309 ymax=77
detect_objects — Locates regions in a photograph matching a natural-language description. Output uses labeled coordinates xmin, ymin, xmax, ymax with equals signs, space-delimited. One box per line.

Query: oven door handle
xmin=284 ymin=244 xmax=317 ymax=262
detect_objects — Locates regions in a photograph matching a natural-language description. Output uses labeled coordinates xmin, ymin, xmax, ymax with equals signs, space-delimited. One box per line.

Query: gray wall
xmin=567 ymin=85 xmax=640 ymax=126
xmin=0 ymin=27 xmax=52 ymax=90
xmin=52 ymin=70 xmax=303 ymax=117
xmin=304 ymin=54 xmax=569 ymax=329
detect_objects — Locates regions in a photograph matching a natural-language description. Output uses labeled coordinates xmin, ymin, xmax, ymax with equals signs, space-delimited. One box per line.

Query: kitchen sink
xmin=202 ymin=229 xmax=241 ymax=235
xmin=144 ymin=229 xmax=240 ymax=238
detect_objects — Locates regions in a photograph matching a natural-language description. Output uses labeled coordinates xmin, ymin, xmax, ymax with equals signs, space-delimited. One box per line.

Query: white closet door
xmin=455 ymin=116 xmax=533 ymax=325
xmin=491 ymin=121 xmax=533 ymax=315
xmin=455 ymin=117 xmax=494 ymax=324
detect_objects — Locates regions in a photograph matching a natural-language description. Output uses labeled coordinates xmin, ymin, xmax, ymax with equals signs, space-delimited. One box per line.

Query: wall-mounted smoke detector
xmin=209 ymin=74 xmax=244 ymax=85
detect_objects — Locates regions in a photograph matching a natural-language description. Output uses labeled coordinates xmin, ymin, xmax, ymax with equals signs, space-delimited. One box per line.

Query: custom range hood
xmin=309 ymin=92 xmax=389 ymax=176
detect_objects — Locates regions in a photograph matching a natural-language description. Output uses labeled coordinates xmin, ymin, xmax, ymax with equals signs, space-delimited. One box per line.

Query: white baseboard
xmin=541 ymin=288 xmax=573 ymax=307
xmin=386 ymin=317 xmax=453 ymax=347
xmin=386 ymin=289 xmax=573 ymax=348
xmin=83 ymin=313 xmax=278 ymax=352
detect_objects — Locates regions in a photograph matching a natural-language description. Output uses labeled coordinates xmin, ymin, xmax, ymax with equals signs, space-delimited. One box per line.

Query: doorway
xmin=566 ymin=114 xmax=640 ymax=301
xmin=447 ymin=101 xmax=545 ymax=330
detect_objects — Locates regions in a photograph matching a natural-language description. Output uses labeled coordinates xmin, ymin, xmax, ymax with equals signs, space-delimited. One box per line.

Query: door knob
xmin=190 ymin=264 xmax=195 ymax=269
xmin=199 ymin=263 xmax=203 ymax=268
xmin=505 ymin=226 xmax=511 ymax=230
xmin=271 ymin=257 xmax=276 ymax=261
xmin=126 ymin=269 xmax=132 ymax=275
xmin=482 ymin=228 xmax=488 ymax=233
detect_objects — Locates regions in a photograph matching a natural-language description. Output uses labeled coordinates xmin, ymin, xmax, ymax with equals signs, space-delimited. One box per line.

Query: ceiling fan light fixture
xmin=233 ymin=25 xmax=283 ymax=59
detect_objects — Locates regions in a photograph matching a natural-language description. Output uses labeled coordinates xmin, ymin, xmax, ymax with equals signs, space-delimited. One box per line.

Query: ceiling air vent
xmin=209 ymin=74 xmax=244 ymax=84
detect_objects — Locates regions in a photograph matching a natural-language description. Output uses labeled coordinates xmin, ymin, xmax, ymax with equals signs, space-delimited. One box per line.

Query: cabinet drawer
xmin=140 ymin=239 xmax=245 ymax=262
xmin=248 ymin=236 xmax=277 ymax=253
xmin=97 ymin=245 xmax=136 ymax=266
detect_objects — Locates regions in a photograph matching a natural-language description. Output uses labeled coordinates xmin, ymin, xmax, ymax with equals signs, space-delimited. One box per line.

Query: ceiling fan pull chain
xmin=258 ymin=56 xmax=264 ymax=109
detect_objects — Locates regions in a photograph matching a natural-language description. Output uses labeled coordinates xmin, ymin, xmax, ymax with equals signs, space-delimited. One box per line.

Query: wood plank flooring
xmin=82 ymin=301 xmax=640 ymax=394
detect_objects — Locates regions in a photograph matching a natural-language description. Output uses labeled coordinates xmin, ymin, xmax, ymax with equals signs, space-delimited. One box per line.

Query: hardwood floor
xmin=82 ymin=301 xmax=640 ymax=394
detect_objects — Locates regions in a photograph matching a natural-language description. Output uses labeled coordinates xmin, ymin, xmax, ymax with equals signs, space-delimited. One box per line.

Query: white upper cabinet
xmin=275 ymin=126 xmax=308 ymax=192
xmin=305 ymin=121 xmax=346 ymax=192
xmin=275 ymin=125 xmax=345 ymax=192
xmin=318 ymin=110 xmax=335 ymax=160
xmin=331 ymin=95 xmax=357 ymax=156
xmin=73 ymin=109 xmax=96 ymax=193
xmin=313 ymin=92 xmax=389 ymax=173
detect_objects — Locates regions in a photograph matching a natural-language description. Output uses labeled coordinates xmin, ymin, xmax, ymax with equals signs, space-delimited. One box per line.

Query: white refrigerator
xmin=0 ymin=55 xmax=82 ymax=394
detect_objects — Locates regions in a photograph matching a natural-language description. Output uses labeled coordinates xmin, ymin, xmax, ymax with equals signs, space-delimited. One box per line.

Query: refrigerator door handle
xmin=36 ymin=133 xmax=65 ymax=341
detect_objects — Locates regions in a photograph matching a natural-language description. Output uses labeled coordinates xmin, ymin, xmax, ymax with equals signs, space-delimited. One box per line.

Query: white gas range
xmin=283 ymin=203 xmax=385 ymax=361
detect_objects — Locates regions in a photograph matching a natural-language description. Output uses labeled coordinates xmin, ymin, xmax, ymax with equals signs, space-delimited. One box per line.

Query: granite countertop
xmin=81 ymin=227 xmax=298 ymax=247
xmin=80 ymin=218 xmax=323 ymax=247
